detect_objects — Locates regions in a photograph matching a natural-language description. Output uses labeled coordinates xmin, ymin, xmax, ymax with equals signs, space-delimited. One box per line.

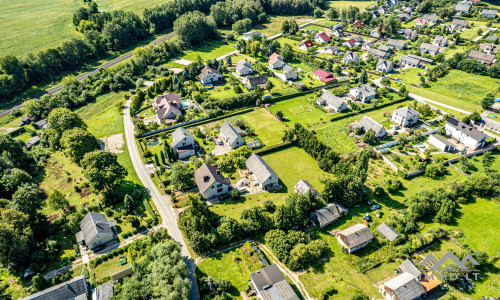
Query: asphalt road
xmin=0 ymin=33 xmax=177 ymax=118
xmin=122 ymin=99 xmax=199 ymax=300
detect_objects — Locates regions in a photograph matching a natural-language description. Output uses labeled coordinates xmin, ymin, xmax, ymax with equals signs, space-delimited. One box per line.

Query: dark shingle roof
xmin=250 ymin=264 xmax=299 ymax=300
xmin=311 ymin=203 xmax=348 ymax=228
xmin=78 ymin=213 xmax=113 ymax=244
xmin=21 ymin=276 xmax=87 ymax=300
xmin=194 ymin=163 xmax=231 ymax=193
xmin=445 ymin=117 xmax=487 ymax=142
xmin=377 ymin=223 xmax=401 ymax=241
xmin=95 ymin=282 xmax=113 ymax=300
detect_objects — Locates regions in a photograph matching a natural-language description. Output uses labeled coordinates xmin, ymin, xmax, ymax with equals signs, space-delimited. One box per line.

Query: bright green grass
xmin=302 ymin=24 xmax=328 ymax=32
xmin=196 ymin=243 xmax=267 ymax=299
xmin=252 ymin=16 xmax=310 ymax=36
xmin=91 ymin=252 xmax=131 ymax=281
xmin=240 ymin=109 xmax=287 ymax=147
xmin=181 ymin=40 xmax=236 ymax=62
xmin=327 ymin=0 xmax=376 ymax=9
xmin=85 ymin=104 xmax=124 ymax=139
xmin=315 ymin=20 xmax=341 ymax=28
xmin=268 ymin=94 xmax=330 ymax=127
xmin=15 ymin=132 xmax=32 ymax=142
xmin=76 ymin=90 xmax=128 ymax=120
xmin=391 ymin=69 xmax=494 ymax=112
xmin=0 ymin=0 xmax=166 ymax=57
xmin=210 ymin=147 xmax=325 ymax=219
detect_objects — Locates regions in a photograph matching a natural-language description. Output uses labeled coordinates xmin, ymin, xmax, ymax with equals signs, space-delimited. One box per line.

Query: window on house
xmin=217 ymin=188 xmax=223 ymax=193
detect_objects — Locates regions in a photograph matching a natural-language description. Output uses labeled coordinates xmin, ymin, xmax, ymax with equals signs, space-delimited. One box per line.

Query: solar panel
xmin=446 ymin=117 xmax=459 ymax=126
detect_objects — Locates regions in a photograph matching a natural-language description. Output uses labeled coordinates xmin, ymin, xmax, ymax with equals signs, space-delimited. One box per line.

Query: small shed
xmin=377 ymin=222 xmax=401 ymax=241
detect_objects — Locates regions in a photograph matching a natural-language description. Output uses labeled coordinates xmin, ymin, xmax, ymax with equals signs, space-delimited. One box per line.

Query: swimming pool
xmin=181 ymin=100 xmax=190 ymax=108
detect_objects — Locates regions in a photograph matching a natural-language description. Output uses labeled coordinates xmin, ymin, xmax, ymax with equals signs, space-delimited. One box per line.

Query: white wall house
xmin=246 ymin=154 xmax=279 ymax=190
xmin=171 ymin=127 xmax=196 ymax=160
xmin=194 ymin=163 xmax=232 ymax=199
xmin=445 ymin=117 xmax=487 ymax=150
xmin=220 ymin=122 xmax=245 ymax=149
xmin=391 ymin=107 xmax=419 ymax=127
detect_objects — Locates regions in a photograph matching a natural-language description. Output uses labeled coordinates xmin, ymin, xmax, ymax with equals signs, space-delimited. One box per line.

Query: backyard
xmin=239 ymin=109 xmax=287 ymax=147
xmin=181 ymin=40 xmax=237 ymax=62
xmin=268 ymin=94 xmax=330 ymax=127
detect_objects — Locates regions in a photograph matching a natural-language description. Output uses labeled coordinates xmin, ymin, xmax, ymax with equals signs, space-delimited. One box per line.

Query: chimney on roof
xmin=203 ymin=176 xmax=210 ymax=182
xmin=216 ymin=170 xmax=221 ymax=176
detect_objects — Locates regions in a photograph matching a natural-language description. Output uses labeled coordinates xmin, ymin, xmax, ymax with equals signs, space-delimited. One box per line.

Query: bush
xmin=385 ymin=178 xmax=402 ymax=193
xmin=230 ymin=189 xmax=241 ymax=200
xmin=373 ymin=186 xmax=385 ymax=197
xmin=131 ymin=189 xmax=143 ymax=199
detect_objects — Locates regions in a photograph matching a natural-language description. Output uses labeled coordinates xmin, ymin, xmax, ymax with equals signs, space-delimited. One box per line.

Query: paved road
xmin=122 ymin=99 xmax=199 ymax=300
xmin=0 ymin=33 xmax=177 ymax=118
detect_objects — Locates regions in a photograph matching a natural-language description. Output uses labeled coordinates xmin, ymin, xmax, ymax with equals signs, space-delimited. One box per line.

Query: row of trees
xmin=447 ymin=52 xmax=500 ymax=79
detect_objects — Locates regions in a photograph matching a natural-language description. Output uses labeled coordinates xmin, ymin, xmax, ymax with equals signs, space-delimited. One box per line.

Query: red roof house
xmin=298 ymin=40 xmax=314 ymax=51
xmin=313 ymin=69 xmax=336 ymax=83
xmin=314 ymin=32 xmax=331 ymax=44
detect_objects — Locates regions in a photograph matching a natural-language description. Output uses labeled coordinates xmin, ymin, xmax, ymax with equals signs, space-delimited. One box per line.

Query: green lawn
xmin=91 ymin=252 xmax=131 ymax=282
xmin=240 ymin=109 xmax=287 ymax=147
xmin=391 ymin=69 xmax=492 ymax=112
xmin=15 ymin=132 xmax=32 ymax=142
xmin=0 ymin=0 xmax=166 ymax=57
xmin=181 ymin=40 xmax=236 ymax=62
xmin=196 ymin=242 xmax=267 ymax=299
xmin=268 ymin=94 xmax=330 ymax=127
xmin=211 ymin=146 xmax=325 ymax=219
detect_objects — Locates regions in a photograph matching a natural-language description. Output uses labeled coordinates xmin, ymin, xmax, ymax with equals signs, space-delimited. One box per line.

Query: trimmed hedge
xmin=143 ymin=199 xmax=158 ymax=224
xmin=253 ymin=142 xmax=293 ymax=155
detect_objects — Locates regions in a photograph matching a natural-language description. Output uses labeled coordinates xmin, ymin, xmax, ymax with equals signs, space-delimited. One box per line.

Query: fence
xmin=380 ymin=153 xmax=398 ymax=172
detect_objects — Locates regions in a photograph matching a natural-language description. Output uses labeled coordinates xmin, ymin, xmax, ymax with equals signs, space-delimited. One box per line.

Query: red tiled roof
xmin=316 ymin=32 xmax=331 ymax=42
xmin=314 ymin=69 xmax=336 ymax=83
xmin=269 ymin=53 xmax=283 ymax=64
xmin=300 ymin=40 xmax=314 ymax=47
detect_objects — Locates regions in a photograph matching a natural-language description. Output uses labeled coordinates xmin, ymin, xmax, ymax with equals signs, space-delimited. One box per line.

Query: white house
xmin=314 ymin=31 xmax=331 ymax=44
xmin=280 ymin=65 xmax=298 ymax=81
xmin=428 ymin=134 xmax=456 ymax=152
xmin=433 ymin=35 xmax=448 ymax=47
xmin=331 ymin=24 xmax=344 ymax=37
xmin=242 ymin=31 xmax=262 ymax=40
xmin=420 ymin=43 xmax=440 ymax=55
xmin=194 ymin=163 xmax=232 ymax=199
xmin=349 ymin=84 xmax=377 ymax=103
xmin=316 ymin=89 xmax=348 ymax=113
xmin=246 ymin=153 xmax=279 ymax=190
xmin=392 ymin=106 xmax=419 ymax=127
xmin=337 ymin=224 xmax=373 ymax=253
xmin=75 ymin=213 xmax=115 ymax=250
xmin=153 ymin=93 xmax=183 ymax=124
xmin=298 ymin=40 xmax=314 ymax=51
xmin=381 ymin=271 xmax=425 ymax=300
xmin=236 ymin=59 xmax=252 ymax=76
xmin=294 ymin=180 xmax=320 ymax=196
xmin=343 ymin=51 xmax=360 ymax=64
xmin=445 ymin=117 xmax=487 ymax=150
xmin=481 ymin=9 xmax=498 ymax=18
xmin=220 ymin=122 xmax=245 ymax=149
xmin=199 ymin=67 xmax=223 ymax=85
xmin=376 ymin=59 xmax=394 ymax=73
xmin=268 ymin=53 xmax=284 ymax=69
xmin=171 ymin=127 xmax=196 ymax=160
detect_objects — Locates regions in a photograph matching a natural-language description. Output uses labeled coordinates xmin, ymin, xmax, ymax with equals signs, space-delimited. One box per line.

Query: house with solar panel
xmin=444 ymin=117 xmax=487 ymax=150
xmin=21 ymin=276 xmax=88 ymax=300
xmin=250 ymin=264 xmax=300 ymax=300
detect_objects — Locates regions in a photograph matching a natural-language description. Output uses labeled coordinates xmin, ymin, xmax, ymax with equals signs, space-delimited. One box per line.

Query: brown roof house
xmin=194 ymin=163 xmax=232 ymax=199
xmin=171 ymin=127 xmax=196 ymax=160
xmin=337 ymin=223 xmax=373 ymax=253
xmin=250 ymin=264 xmax=299 ymax=300
xmin=479 ymin=43 xmax=499 ymax=55
xmin=75 ymin=212 xmax=116 ymax=250
xmin=468 ymin=50 xmax=496 ymax=66
xmin=199 ymin=66 xmax=223 ymax=85
xmin=245 ymin=75 xmax=268 ymax=90
xmin=310 ymin=203 xmax=348 ymax=228
xmin=153 ymin=93 xmax=183 ymax=125
xmin=246 ymin=153 xmax=279 ymax=191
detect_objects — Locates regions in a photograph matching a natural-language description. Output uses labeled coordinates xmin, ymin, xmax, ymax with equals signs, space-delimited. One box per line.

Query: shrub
xmin=131 ymin=189 xmax=143 ymax=199
xmin=385 ymin=178 xmax=402 ymax=193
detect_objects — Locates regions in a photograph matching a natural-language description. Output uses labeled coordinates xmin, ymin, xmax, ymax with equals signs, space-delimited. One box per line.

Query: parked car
xmin=93 ymin=245 xmax=104 ymax=252
xmin=217 ymin=139 xmax=223 ymax=145
xmin=370 ymin=204 xmax=380 ymax=211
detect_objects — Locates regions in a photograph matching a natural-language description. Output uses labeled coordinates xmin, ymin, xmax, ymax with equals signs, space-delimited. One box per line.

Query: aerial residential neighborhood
xmin=0 ymin=0 xmax=499 ymax=299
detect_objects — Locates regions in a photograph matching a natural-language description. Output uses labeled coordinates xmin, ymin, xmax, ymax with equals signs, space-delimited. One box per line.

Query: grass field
xmin=268 ymin=94 xmax=330 ymax=127
xmin=91 ymin=252 xmax=131 ymax=281
xmin=181 ymin=40 xmax=236 ymax=62
xmin=196 ymin=242 xmax=267 ymax=299
xmin=210 ymin=146 xmax=326 ymax=219
xmin=0 ymin=0 xmax=166 ymax=57
xmin=240 ymin=109 xmax=287 ymax=147
xmin=327 ymin=0 xmax=376 ymax=9
xmin=391 ymin=69 xmax=495 ymax=112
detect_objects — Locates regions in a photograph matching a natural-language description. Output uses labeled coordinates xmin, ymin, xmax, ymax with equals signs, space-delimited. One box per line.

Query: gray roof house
xmin=377 ymin=223 xmax=401 ymax=241
xmin=236 ymin=59 xmax=252 ymax=76
xmin=317 ymin=89 xmax=348 ymax=113
xmin=154 ymin=93 xmax=183 ymax=124
xmin=245 ymin=75 xmax=268 ymax=90
xmin=381 ymin=272 xmax=425 ymax=300
xmin=220 ymin=121 xmax=245 ymax=149
xmin=26 ymin=135 xmax=41 ymax=149
xmin=399 ymin=55 xmax=433 ymax=67
xmin=379 ymin=44 xmax=392 ymax=53
xmin=21 ymin=276 xmax=88 ymax=300
xmin=368 ymin=48 xmax=388 ymax=59
xmin=445 ymin=117 xmax=487 ymax=150
xmin=451 ymin=18 xmax=468 ymax=28
xmin=331 ymin=24 xmax=344 ymax=37
xmin=468 ymin=50 xmax=495 ymax=66
xmin=171 ymin=127 xmax=196 ymax=160
xmin=323 ymin=45 xmax=340 ymax=55
xmin=75 ymin=212 xmax=115 ymax=249
xmin=420 ymin=43 xmax=440 ymax=55
xmin=311 ymin=203 xmax=348 ymax=228
xmin=386 ymin=39 xmax=406 ymax=50
xmin=428 ymin=134 xmax=456 ymax=152
xmin=294 ymin=180 xmax=320 ymax=196
xmin=404 ymin=28 xmax=418 ymax=40
xmin=250 ymin=264 xmax=299 ymax=300
xmin=392 ymin=106 xmax=419 ymax=127
xmin=343 ymin=51 xmax=360 ymax=64
xmin=376 ymin=59 xmax=394 ymax=73
xmin=246 ymin=153 xmax=279 ymax=190
xmin=94 ymin=282 xmax=113 ymax=300
xmin=433 ymin=35 xmax=448 ymax=47
xmin=455 ymin=2 xmax=471 ymax=13
xmin=349 ymin=84 xmax=377 ymax=103
xmin=354 ymin=115 xmax=387 ymax=139
xmin=481 ymin=9 xmax=498 ymax=18
xmin=194 ymin=163 xmax=232 ymax=199
xmin=280 ymin=65 xmax=298 ymax=81
xmin=337 ymin=224 xmax=374 ymax=253
xmin=399 ymin=259 xmax=423 ymax=277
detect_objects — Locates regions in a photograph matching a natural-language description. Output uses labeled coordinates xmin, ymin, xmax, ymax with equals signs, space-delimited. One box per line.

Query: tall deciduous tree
xmin=81 ymin=151 xmax=127 ymax=193
xmin=168 ymin=162 xmax=194 ymax=189
xmin=47 ymin=190 xmax=69 ymax=213
xmin=8 ymin=183 xmax=44 ymax=217
xmin=0 ymin=208 xmax=33 ymax=267
xmin=61 ymin=128 xmax=101 ymax=163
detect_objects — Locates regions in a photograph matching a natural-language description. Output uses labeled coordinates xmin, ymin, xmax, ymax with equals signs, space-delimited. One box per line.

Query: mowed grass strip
xmin=182 ymin=40 xmax=236 ymax=62
xmin=327 ymin=0 xmax=376 ymax=9
xmin=240 ymin=109 xmax=287 ymax=147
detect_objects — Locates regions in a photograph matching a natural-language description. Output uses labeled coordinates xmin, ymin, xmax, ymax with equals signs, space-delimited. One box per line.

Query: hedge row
xmin=143 ymin=200 xmax=158 ymax=224
xmin=253 ymin=142 xmax=293 ymax=155
xmin=89 ymin=247 xmax=127 ymax=268
xmin=121 ymin=228 xmax=139 ymax=239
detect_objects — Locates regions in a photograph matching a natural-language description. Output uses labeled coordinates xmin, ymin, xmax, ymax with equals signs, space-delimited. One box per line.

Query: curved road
xmin=122 ymin=99 xmax=199 ymax=300
xmin=0 ymin=32 xmax=176 ymax=118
